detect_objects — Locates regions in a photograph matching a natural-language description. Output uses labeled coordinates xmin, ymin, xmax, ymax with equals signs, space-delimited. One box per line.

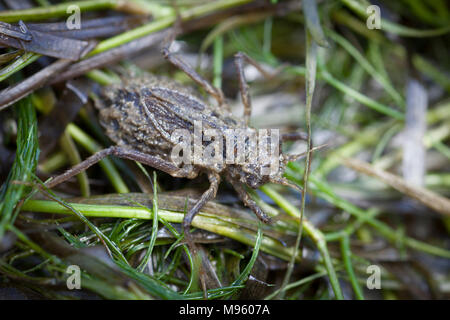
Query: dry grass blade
xmin=342 ymin=157 xmax=450 ymax=217
xmin=0 ymin=59 xmax=73 ymax=110
xmin=0 ymin=21 xmax=94 ymax=60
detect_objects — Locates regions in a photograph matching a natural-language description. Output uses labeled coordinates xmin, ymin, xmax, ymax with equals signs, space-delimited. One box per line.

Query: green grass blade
xmin=0 ymin=96 xmax=39 ymax=239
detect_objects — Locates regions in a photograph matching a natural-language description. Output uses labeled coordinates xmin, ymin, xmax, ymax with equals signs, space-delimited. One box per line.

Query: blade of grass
xmin=278 ymin=28 xmax=317 ymax=299
xmin=158 ymin=218 xmax=196 ymax=294
xmin=89 ymin=0 xmax=254 ymax=56
xmin=327 ymin=29 xmax=404 ymax=107
xmin=21 ymin=199 xmax=299 ymax=263
xmin=302 ymin=0 xmax=329 ymax=47
xmin=59 ymin=130 xmax=90 ymax=197
xmin=341 ymin=0 xmax=450 ymax=37
xmin=138 ymin=172 xmax=159 ymax=272
xmin=412 ymin=55 xmax=450 ymax=93
xmin=319 ymin=69 xmax=404 ymax=120
xmin=265 ymin=270 xmax=328 ymax=299
xmin=285 ymin=65 xmax=404 ymax=120
xmin=0 ymin=96 xmax=39 ymax=239
xmin=343 ymin=157 xmax=450 ymax=217
xmin=114 ymin=260 xmax=183 ymax=300
xmin=0 ymin=0 xmax=137 ymax=22
xmin=340 ymin=235 xmax=364 ymax=300
xmin=35 ymin=184 xmax=129 ymax=265
xmin=213 ymin=35 xmax=223 ymax=89
xmin=199 ymin=12 xmax=269 ymax=55
xmin=231 ymin=223 xmax=262 ymax=286
xmin=287 ymin=164 xmax=450 ymax=258
xmin=261 ymin=185 xmax=344 ymax=299
xmin=0 ymin=52 xmax=40 ymax=83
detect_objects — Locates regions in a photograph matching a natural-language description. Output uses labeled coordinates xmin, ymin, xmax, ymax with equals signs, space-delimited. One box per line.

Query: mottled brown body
xmin=96 ymin=74 xmax=242 ymax=177
xmin=96 ymin=73 xmax=287 ymax=190
xmin=46 ymin=49 xmax=308 ymax=262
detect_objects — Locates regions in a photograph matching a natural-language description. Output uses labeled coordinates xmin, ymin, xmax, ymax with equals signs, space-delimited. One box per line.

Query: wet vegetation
xmin=0 ymin=0 xmax=449 ymax=300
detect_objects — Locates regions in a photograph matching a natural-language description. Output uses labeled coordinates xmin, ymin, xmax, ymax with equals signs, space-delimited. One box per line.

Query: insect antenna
xmin=281 ymin=143 xmax=328 ymax=164
xmin=273 ymin=144 xmax=328 ymax=193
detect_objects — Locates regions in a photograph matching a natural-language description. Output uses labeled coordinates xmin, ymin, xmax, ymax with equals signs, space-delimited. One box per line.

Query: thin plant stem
xmin=340 ymin=236 xmax=364 ymax=300
xmin=213 ymin=35 xmax=223 ymax=89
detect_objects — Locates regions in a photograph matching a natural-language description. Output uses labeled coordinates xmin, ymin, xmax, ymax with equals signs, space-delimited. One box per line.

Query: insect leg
xmin=228 ymin=177 xmax=272 ymax=224
xmin=234 ymin=52 xmax=273 ymax=126
xmin=46 ymin=146 xmax=197 ymax=189
xmin=281 ymin=131 xmax=309 ymax=143
xmin=182 ymin=172 xmax=221 ymax=246
xmin=269 ymin=176 xmax=303 ymax=194
xmin=161 ymin=42 xmax=225 ymax=106
xmin=280 ymin=130 xmax=319 ymax=164
xmin=178 ymin=172 xmax=220 ymax=295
